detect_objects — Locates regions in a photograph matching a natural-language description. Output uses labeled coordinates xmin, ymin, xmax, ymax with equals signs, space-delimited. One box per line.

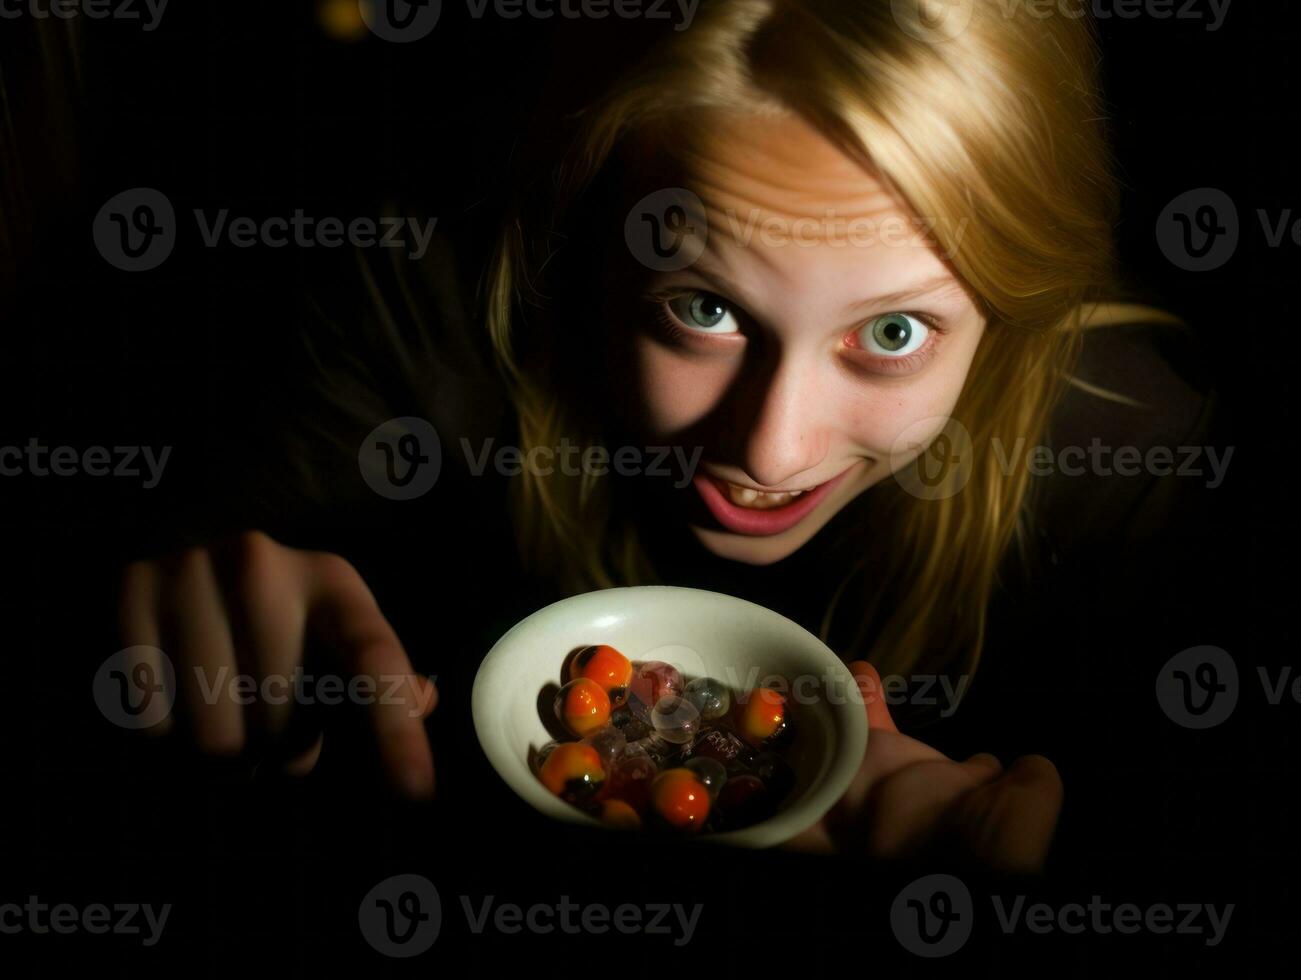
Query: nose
xmin=723 ymin=351 xmax=829 ymax=488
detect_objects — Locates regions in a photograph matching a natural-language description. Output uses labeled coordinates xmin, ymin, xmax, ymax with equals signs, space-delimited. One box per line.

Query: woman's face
xmin=607 ymin=111 xmax=988 ymax=565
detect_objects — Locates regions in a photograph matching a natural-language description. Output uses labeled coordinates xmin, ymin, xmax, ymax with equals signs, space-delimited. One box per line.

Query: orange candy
xmin=569 ymin=644 xmax=634 ymax=706
xmin=736 ymin=687 xmax=789 ymax=748
xmin=649 ymin=768 xmax=711 ymax=832
xmin=554 ymin=678 xmax=612 ymax=737
xmin=539 ymin=742 xmax=606 ymax=803
xmin=597 ymin=798 xmax=643 ymax=830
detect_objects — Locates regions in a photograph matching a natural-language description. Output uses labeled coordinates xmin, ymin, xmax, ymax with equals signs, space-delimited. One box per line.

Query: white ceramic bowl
xmin=472 ymin=585 xmax=868 ymax=848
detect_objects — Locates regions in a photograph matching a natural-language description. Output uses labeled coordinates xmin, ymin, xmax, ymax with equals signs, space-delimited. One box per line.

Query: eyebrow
xmin=670 ymin=261 xmax=964 ymax=316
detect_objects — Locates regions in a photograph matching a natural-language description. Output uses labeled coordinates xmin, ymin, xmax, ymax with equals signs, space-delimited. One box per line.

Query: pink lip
xmin=690 ymin=468 xmax=852 ymax=537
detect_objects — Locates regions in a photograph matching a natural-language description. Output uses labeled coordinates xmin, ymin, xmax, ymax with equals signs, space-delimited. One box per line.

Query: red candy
xmin=649 ymin=768 xmax=711 ymax=832
xmin=533 ymin=647 xmax=797 ymax=834
xmin=539 ymin=742 xmax=606 ymax=804
xmin=554 ymin=678 xmax=612 ymax=737
xmin=735 ymin=687 xmax=791 ymax=749
xmin=570 ymin=644 xmax=634 ymax=706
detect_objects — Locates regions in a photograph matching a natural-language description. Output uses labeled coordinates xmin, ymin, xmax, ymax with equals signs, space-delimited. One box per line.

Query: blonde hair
xmin=485 ymin=0 xmax=1156 ymax=680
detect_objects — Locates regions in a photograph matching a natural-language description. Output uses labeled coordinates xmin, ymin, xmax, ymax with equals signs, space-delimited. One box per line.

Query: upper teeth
xmin=724 ymin=483 xmax=805 ymax=509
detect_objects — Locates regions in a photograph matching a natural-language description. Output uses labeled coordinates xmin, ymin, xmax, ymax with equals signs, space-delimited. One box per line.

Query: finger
xmin=856 ymin=755 xmax=1001 ymax=860
xmin=281 ymin=732 xmax=325 ymax=777
xmin=847 ymin=660 xmax=898 ymax=733
xmin=116 ymin=560 xmax=173 ymax=736
xmin=308 ymin=556 xmax=435 ymax=800
xmin=948 ymin=754 xmax=1064 ymax=875
xmin=963 ymin=752 xmax=1004 ymax=777
xmin=416 ymin=674 xmax=438 ymax=719
xmin=212 ymin=532 xmax=310 ymax=746
xmin=162 ymin=548 xmax=246 ymax=756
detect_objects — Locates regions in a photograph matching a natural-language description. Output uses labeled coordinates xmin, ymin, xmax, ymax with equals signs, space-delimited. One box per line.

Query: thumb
xmin=847 ymin=660 xmax=898 ymax=733
xmin=416 ymin=673 xmax=438 ymax=719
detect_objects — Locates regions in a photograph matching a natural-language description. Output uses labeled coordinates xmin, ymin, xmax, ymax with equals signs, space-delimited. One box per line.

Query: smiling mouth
xmin=690 ymin=467 xmax=856 ymax=537
xmin=719 ymin=482 xmax=808 ymax=510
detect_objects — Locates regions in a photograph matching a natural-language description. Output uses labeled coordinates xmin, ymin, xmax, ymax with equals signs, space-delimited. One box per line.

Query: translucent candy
xmin=684 ymin=677 xmax=731 ymax=721
xmin=688 ymin=726 xmax=754 ymax=772
xmin=650 ymin=694 xmax=701 ymax=745
xmin=605 ymin=752 xmax=659 ymax=812
xmin=609 ymin=704 xmax=652 ymax=742
xmin=632 ymin=733 xmax=689 ymax=771
xmin=715 ymin=773 xmax=772 ymax=828
xmin=628 ymin=661 xmax=684 ymax=720
xmin=748 ymin=751 xmax=796 ymax=801
xmin=582 ymin=726 xmax=628 ymax=771
xmin=684 ymin=756 xmax=727 ymax=800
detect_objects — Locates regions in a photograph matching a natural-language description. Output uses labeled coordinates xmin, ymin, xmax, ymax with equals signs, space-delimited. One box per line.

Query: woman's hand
xmin=786 ymin=662 xmax=1062 ymax=875
xmin=116 ymin=530 xmax=437 ymax=798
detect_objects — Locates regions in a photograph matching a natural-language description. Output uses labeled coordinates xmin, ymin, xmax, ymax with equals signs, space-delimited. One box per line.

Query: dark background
xmin=1 ymin=1 xmax=1296 ymax=974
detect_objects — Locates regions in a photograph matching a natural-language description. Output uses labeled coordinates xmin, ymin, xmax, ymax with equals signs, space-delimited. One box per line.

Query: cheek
xmin=627 ymin=338 xmax=736 ymax=437
xmin=841 ymin=365 xmax=973 ymax=461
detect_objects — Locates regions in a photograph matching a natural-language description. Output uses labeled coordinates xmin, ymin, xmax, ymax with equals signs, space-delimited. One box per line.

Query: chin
xmin=688 ymin=517 xmax=831 ymax=565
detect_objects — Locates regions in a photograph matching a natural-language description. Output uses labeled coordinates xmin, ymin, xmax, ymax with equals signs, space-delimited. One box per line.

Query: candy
xmin=684 ymin=757 xmax=727 ymax=800
xmin=609 ymin=704 xmax=651 ymax=742
xmin=684 ymin=676 xmax=731 ymax=721
xmin=597 ymin=798 xmax=642 ymax=830
xmin=735 ymin=687 xmax=792 ymax=749
xmin=715 ymin=774 xmax=773 ymax=828
xmin=688 ymin=726 xmax=753 ymax=771
xmin=570 ymin=644 xmax=633 ymax=706
xmin=628 ymin=661 xmax=684 ymax=719
xmin=632 ymin=733 xmax=689 ymax=771
xmin=650 ymin=695 xmax=701 ymax=745
xmin=604 ymin=753 xmax=658 ymax=812
xmin=582 ymin=726 xmax=627 ymax=770
xmin=539 ymin=742 xmax=605 ymax=804
xmin=554 ymin=678 xmax=612 ymax=738
xmin=748 ymin=751 xmax=795 ymax=801
xmin=649 ymin=768 xmax=711 ymax=832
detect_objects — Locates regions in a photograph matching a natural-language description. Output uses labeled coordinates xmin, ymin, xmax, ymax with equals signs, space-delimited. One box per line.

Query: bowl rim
xmin=471 ymin=584 xmax=869 ymax=848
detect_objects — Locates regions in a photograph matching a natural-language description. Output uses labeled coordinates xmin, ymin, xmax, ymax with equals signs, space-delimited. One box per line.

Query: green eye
xmin=856 ymin=313 xmax=928 ymax=356
xmin=668 ymin=291 xmax=739 ymax=333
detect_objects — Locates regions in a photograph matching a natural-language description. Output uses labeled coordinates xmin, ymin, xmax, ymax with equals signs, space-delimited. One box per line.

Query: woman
xmin=115 ymin=0 xmax=1217 ymax=874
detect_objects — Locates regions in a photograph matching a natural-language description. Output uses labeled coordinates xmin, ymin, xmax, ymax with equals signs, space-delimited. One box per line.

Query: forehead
xmin=675 ymin=111 xmax=953 ymax=295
